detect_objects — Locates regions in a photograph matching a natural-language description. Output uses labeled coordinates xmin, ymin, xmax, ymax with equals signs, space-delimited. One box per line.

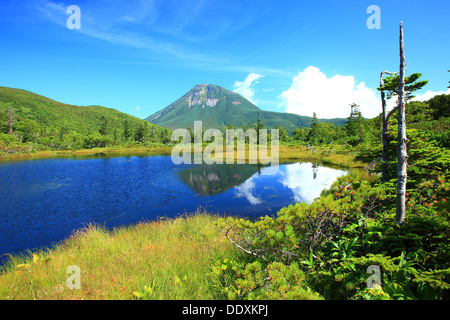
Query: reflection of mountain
xmin=179 ymin=162 xmax=348 ymax=206
xmin=179 ymin=164 xmax=261 ymax=195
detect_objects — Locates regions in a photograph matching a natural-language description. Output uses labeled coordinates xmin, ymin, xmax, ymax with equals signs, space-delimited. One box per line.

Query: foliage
xmin=211 ymin=259 xmax=322 ymax=300
xmin=377 ymin=73 xmax=428 ymax=102
xmin=1 ymin=85 xmax=448 ymax=300
xmin=216 ymin=108 xmax=450 ymax=300
xmin=0 ymin=87 xmax=171 ymax=156
xmin=428 ymin=94 xmax=450 ymax=120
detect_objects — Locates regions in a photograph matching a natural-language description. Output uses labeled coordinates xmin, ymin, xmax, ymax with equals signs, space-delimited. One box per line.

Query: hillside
xmin=146 ymin=84 xmax=346 ymax=131
xmin=0 ymin=86 xmax=170 ymax=151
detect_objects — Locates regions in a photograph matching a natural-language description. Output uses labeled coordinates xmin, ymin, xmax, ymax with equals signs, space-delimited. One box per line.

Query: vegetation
xmin=213 ymin=87 xmax=450 ymax=299
xmin=0 ymin=87 xmax=171 ymax=156
xmin=0 ymin=73 xmax=449 ymax=299
xmin=208 ymin=26 xmax=449 ymax=300
xmin=0 ymin=211 xmax=241 ymax=300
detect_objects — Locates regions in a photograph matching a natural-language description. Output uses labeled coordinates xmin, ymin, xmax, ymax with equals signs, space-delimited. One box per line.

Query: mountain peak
xmin=146 ymin=84 xmax=346 ymax=130
xmin=145 ymin=83 xmax=258 ymax=127
xmin=181 ymin=84 xmax=235 ymax=108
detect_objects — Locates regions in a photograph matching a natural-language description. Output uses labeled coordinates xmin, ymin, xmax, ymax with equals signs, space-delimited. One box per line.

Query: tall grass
xmin=216 ymin=145 xmax=365 ymax=168
xmin=0 ymin=143 xmax=366 ymax=169
xmin=0 ymin=146 xmax=174 ymax=161
xmin=0 ymin=211 xmax=241 ymax=300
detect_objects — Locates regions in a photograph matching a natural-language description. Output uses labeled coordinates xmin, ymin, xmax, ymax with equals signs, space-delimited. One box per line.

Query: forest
xmin=0 ymin=87 xmax=171 ymax=155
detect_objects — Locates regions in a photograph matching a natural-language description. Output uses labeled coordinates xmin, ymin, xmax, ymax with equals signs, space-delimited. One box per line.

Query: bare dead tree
xmin=396 ymin=22 xmax=407 ymax=225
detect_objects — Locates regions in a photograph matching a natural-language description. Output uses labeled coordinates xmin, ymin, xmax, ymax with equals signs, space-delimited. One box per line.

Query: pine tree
xmin=256 ymin=118 xmax=264 ymax=145
xmin=123 ymin=119 xmax=131 ymax=141
xmin=308 ymin=112 xmax=319 ymax=143
xmin=99 ymin=115 xmax=108 ymax=136
xmin=378 ymin=71 xmax=427 ymax=180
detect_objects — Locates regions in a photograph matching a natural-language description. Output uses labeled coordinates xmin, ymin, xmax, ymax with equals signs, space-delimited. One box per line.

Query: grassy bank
xmin=213 ymin=145 xmax=365 ymax=168
xmin=0 ymin=144 xmax=366 ymax=168
xmin=277 ymin=145 xmax=366 ymax=168
xmin=0 ymin=212 xmax=242 ymax=300
xmin=0 ymin=146 xmax=174 ymax=161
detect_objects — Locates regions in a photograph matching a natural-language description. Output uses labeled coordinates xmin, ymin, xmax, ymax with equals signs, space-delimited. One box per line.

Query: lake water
xmin=0 ymin=154 xmax=348 ymax=262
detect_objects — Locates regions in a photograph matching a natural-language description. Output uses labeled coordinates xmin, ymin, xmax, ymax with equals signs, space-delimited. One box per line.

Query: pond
xmin=0 ymin=154 xmax=348 ymax=262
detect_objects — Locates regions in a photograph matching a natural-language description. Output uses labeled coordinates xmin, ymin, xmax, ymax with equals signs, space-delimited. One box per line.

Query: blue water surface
xmin=0 ymin=154 xmax=347 ymax=261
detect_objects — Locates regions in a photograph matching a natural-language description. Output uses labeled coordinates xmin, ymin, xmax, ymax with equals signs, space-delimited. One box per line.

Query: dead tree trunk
xmin=396 ymin=22 xmax=407 ymax=225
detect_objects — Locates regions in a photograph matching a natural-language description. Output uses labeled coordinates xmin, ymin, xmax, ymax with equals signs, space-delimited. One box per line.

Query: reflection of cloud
xmin=260 ymin=165 xmax=279 ymax=176
xmin=280 ymin=163 xmax=347 ymax=204
xmin=234 ymin=174 xmax=261 ymax=205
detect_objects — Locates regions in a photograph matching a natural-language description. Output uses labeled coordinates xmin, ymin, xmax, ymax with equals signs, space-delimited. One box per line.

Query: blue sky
xmin=0 ymin=0 xmax=449 ymax=119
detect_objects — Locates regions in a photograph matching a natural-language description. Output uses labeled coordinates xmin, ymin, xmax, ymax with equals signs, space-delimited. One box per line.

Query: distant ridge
xmin=0 ymin=86 xmax=167 ymax=138
xmin=145 ymin=84 xmax=346 ymax=131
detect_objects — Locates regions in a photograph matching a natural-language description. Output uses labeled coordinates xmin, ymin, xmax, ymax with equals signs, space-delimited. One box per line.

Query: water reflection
xmin=178 ymin=164 xmax=262 ymax=195
xmin=179 ymin=162 xmax=348 ymax=205
xmin=279 ymin=162 xmax=347 ymax=203
xmin=234 ymin=173 xmax=262 ymax=205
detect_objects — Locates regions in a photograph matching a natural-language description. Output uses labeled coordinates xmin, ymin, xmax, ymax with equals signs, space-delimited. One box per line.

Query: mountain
xmin=145 ymin=84 xmax=346 ymax=132
xmin=0 ymin=86 xmax=168 ymax=142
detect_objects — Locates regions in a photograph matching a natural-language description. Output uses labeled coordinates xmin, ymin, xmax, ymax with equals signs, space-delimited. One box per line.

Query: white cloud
xmin=278 ymin=66 xmax=381 ymax=119
xmin=382 ymin=88 xmax=450 ymax=112
xmin=412 ymin=89 xmax=450 ymax=102
xmin=134 ymin=106 xmax=141 ymax=111
xmin=233 ymin=73 xmax=264 ymax=105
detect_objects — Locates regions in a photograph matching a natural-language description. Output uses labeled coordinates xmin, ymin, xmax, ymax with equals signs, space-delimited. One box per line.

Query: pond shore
xmin=0 ymin=145 xmax=365 ymax=300
xmin=0 ymin=211 xmax=240 ymax=299
xmin=0 ymin=145 xmax=366 ymax=168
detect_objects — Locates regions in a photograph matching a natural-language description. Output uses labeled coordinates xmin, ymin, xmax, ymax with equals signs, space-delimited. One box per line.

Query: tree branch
xmin=225 ymin=225 xmax=266 ymax=260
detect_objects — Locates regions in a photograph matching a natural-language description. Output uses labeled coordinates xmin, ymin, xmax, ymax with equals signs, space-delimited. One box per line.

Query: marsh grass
xmin=212 ymin=145 xmax=365 ymax=168
xmin=0 ymin=146 xmax=174 ymax=161
xmin=0 ymin=144 xmax=365 ymax=169
xmin=0 ymin=211 xmax=241 ymax=300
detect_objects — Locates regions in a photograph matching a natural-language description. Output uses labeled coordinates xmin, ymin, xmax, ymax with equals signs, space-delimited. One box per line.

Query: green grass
xmin=0 ymin=146 xmax=173 ymax=161
xmin=0 ymin=144 xmax=366 ymax=169
xmin=0 ymin=211 xmax=242 ymax=300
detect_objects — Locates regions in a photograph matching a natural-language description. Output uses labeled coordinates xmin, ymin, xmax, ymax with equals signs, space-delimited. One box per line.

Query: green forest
xmin=0 ymin=87 xmax=171 ymax=155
